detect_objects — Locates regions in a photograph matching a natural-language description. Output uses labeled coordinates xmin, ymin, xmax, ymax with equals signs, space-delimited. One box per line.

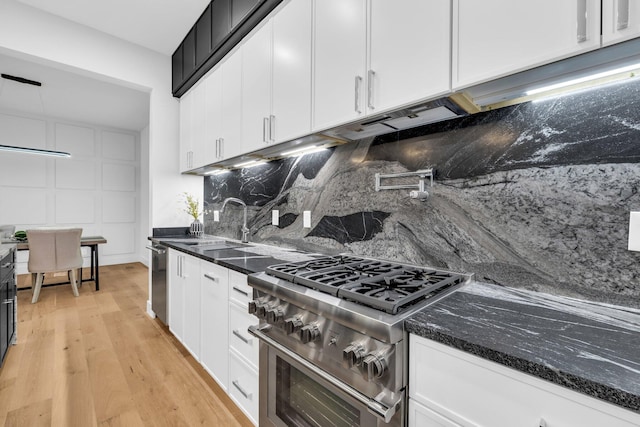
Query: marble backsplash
xmin=203 ymin=79 xmax=640 ymax=308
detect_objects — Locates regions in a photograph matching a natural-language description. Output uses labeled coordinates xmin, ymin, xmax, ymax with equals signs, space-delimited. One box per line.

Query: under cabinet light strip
xmin=0 ymin=144 xmax=71 ymax=158
xmin=280 ymin=146 xmax=327 ymax=157
xmin=525 ymin=62 xmax=640 ymax=96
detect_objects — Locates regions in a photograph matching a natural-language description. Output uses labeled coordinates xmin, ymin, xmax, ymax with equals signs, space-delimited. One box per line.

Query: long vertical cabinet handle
xmin=354 ymin=76 xmax=363 ymax=114
xmin=215 ymin=138 xmax=219 ymax=159
xmin=617 ymin=0 xmax=630 ymax=30
xmin=576 ymin=0 xmax=588 ymax=42
xmin=367 ymin=70 xmax=375 ymax=110
xmin=263 ymin=117 xmax=269 ymax=143
xmin=269 ymin=115 xmax=275 ymax=143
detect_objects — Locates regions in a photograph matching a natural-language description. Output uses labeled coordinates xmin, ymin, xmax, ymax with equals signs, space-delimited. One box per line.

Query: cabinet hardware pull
xmin=617 ymin=0 xmax=630 ymax=30
xmin=354 ymin=75 xmax=363 ymax=113
xmin=577 ymin=0 xmax=588 ymax=42
xmin=203 ymin=273 xmax=218 ymax=282
xmin=2 ymin=299 xmax=13 ymax=305
xmin=215 ymin=138 xmax=219 ymax=159
xmin=232 ymin=286 xmax=249 ymax=297
xmin=219 ymin=138 xmax=224 ymax=158
xmin=233 ymin=329 xmax=250 ymax=344
xmin=145 ymin=246 xmax=166 ymax=254
xmin=367 ymin=70 xmax=375 ymax=110
xmin=269 ymin=115 xmax=275 ymax=142
xmin=232 ymin=380 xmax=251 ymax=400
xmin=263 ymin=117 xmax=269 ymax=143
xmin=1 ymin=263 xmax=11 ymax=269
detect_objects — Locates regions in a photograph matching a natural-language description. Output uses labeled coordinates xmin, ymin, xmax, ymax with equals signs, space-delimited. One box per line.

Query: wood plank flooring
xmin=0 ymin=263 xmax=253 ymax=427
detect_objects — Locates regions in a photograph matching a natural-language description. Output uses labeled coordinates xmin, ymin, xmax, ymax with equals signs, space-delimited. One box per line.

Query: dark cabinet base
xmin=0 ymin=248 xmax=16 ymax=368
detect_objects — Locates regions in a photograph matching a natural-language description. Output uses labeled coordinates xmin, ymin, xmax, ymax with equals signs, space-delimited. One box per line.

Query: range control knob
xmin=248 ymin=300 xmax=260 ymax=314
xmin=283 ymin=316 xmax=303 ymax=334
xmin=266 ymin=307 xmax=285 ymax=325
xmin=342 ymin=343 xmax=366 ymax=369
xmin=256 ymin=303 xmax=272 ymax=319
xmin=299 ymin=324 xmax=321 ymax=344
xmin=362 ymin=354 xmax=388 ymax=380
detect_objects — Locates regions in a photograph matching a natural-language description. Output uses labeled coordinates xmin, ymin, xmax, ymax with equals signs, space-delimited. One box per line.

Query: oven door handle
xmin=248 ymin=325 xmax=400 ymax=423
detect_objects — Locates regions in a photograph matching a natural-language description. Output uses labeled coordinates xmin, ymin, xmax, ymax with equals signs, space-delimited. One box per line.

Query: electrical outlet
xmin=303 ymin=211 xmax=311 ymax=228
xmin=629 ymin=211 xmax=640 ymax=251
xmin=272 ymin=210 xmax=279 ymax=226
xmin=214 ymin=210 xmax=220 ymax=222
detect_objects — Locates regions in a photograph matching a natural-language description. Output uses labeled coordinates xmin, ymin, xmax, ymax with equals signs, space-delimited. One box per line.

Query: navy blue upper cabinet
xmin=196 ymin=4 xmax=213 ymax=67
xmin=211 ymin=0 xmax=231 ymax=51
xmin=232 ymin=0 xmax=261 ymax=28
xmin=172 ymin=0 xmax=281 ymax=97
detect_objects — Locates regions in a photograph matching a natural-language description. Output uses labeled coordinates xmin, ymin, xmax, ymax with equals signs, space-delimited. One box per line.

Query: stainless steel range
xmin=247 ymin=255 xmax=472 ymax=427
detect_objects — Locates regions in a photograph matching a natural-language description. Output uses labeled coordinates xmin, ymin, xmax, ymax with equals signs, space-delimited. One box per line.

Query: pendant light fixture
xmin=0 ymin=73 xmax=72 ymax=158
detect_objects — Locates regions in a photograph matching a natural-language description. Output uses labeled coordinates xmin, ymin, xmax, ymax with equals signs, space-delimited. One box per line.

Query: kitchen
xmin=1 ymin=0 xmax=640 ymax=426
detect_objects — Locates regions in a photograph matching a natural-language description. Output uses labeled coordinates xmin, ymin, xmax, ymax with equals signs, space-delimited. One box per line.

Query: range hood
xmin=321 ymin=97 xmax=469 ymax=141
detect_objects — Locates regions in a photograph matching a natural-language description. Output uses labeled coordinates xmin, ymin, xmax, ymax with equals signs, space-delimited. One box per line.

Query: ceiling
xmin=0 ymin=53 xmax=150 ymax=131
xmin=16 ymin=0 xmax=210 ymax=55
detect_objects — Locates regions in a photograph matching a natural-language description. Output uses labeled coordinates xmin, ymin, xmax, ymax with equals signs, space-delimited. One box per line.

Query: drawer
xmin=229 ymin=302 xmax=259 ymax=368
xmin=229 ymin=349 xmax=258 ymax=425
xmin=228 ymin=270 xmax=252 ymax=306
xmin=409 ymin=399 xmax=462 ymax=427
xmin=409 ymin=335 xmax=640 ymax=427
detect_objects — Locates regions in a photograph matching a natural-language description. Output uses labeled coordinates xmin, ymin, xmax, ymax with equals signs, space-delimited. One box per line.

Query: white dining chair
xmin=26 ymin=228 xmax=83 ymax=303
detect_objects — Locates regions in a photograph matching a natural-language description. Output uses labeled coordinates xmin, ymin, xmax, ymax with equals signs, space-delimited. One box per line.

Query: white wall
xmin=0 ymin=110 xmax=142 ymax=274
xmin=0 ymin=0 xmax=202 ymax=264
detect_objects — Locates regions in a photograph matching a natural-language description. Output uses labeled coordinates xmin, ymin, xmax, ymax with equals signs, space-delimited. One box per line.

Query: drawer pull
xmin=232 ymin=286 xmax=249 ymax=297
xmin=617 ymin=0 xmax=630 ymax=30
xmin=232 ymin=380 xmax=252 ymax=400
xmin=1 ymin=263 xmax=11 ymax=269
xmin=233 ymin=329 xmax=251 ymax=344
xmin=576 ymin=0 xmax=588 ymax=42
xmin=203 ymin=273 xmax=219 ymax=282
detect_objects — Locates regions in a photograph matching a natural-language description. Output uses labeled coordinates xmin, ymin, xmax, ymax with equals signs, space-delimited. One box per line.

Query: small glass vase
xmin=190 ymin=219 xmax=204 ymax=237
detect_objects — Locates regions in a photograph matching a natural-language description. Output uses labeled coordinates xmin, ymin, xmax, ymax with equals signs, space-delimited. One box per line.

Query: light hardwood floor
xmin=0 ymin=263 xmax=253 ymax=427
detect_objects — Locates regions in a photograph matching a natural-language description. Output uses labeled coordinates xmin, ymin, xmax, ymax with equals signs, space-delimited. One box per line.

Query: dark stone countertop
xmin=405 ymin=281 xmax=640 ymax=415
xmin=148 ymin=235 xmax=319 ymax=275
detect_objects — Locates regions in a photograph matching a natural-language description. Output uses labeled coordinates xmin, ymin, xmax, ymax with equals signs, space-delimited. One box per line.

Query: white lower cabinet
xmin=168 ymin=251 xmax=258 ymax=425
xmin=409 ymin=334 xmax=640 ymax=427
xmin=200 ymin=260 xmax=229 ymax=390
xmin=409 ymin=399 xmax=461 ymax=427
xmin=229 ymin=349 xmax=259 ymax=424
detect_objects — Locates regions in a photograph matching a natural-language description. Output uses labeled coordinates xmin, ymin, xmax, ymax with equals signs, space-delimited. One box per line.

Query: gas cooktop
xmin=266 ymin=255 xmax=468 ymax=314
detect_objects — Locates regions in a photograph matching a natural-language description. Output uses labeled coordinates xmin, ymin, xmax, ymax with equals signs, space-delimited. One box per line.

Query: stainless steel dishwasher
xmin=147 ymin=243 xmax=167 ymax=324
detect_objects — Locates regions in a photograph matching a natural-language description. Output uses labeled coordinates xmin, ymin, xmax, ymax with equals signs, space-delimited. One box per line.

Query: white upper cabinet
xmin=220 ymin=53 xmax=244 ymax=161
xmin=452 ymin=0 xmax=601 ymax=90
xmin=368 ymin=0 xmax=451 ymax=114
xmin=271 ymin=0 xmax=312 ymax=143
xmin=313 ymin=0 xmax=367 ymax=131
xmin=313 ymin=0 xmax=452 ymax=132
xmin=190 ymin=82 xmax=208 ymax=170
xmin=179 ymin=90 xmax=193 ymax=173
xmin=204 ymin=67 xmax=223 ymax=163
xmin=602 ymin=0 xmax=640 ymax=46
xmin=242 ymin=21 xmax=273 ymax=151
xmin=242 ymin=0 xmax=313 ymax=153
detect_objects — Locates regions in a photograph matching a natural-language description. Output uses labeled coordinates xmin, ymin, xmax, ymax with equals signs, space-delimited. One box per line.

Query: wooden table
xmin=4 ymin=236 xmax=107 ymax=291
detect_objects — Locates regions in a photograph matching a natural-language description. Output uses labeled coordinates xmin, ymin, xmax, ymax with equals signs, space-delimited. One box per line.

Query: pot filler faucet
xmin=221 ymin=197 xmax=250 ymax=243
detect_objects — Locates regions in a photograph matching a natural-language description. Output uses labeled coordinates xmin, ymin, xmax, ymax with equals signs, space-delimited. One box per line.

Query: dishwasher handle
xmin=145 ymin=245 xmax=166 ymax=255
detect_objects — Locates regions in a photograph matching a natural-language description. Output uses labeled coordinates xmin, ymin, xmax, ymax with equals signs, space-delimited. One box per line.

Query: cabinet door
xmin=181 ymin=254 xmax=201 ymax=360
xmin=242 ymin=21 xmax=273 ymax=151
xmin=196 ymin=4 xmax=212 ymax=67
xmin=220 ymin=52 xmax=244 ymax=160
xmin=452 ymin=0 xmax=601 ymax=89
xmin=602 ymin=0 xmax=640 ymax=46
xmin=172 ymin=45 xmax=183 ymax=94
xmin=229 ymin=350 xmax=259 ymax=424
xmin=313 ymin=0 xmax=367 ymax=131
xmin=369 ymin=0 xmax=451 ymax=113
xmin=205 ymin=67 xmax=224 ymax=162
xmin=179 ymin=90 xmax=193 ymax=172
xmin=167 ymin=250 xmax=184 ymax=341
xmin=183 ymin=27 xmax=197 ymax=81
xmin=200 ymin=261 xmax=229 ymax=390
xmin=272 ymin=0 xmax=312 ymax=143
xmin=212 ymin=0 xmax=232 ymax=50
xmin=190 ymin=82 xmax=208 ymax=170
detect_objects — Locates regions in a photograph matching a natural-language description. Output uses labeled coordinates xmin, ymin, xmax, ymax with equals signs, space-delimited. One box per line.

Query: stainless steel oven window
xmin=275 ymin=355 xmax=360 ymax=426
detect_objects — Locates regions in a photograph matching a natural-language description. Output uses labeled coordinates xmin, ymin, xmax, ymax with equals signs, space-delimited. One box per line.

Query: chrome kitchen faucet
xmin=221 ymin=197 xmax=250 ymax=243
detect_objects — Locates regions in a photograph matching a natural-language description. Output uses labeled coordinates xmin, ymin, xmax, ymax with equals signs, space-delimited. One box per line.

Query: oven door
xmin=249 ymin=325 xmax=404 ymax=427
